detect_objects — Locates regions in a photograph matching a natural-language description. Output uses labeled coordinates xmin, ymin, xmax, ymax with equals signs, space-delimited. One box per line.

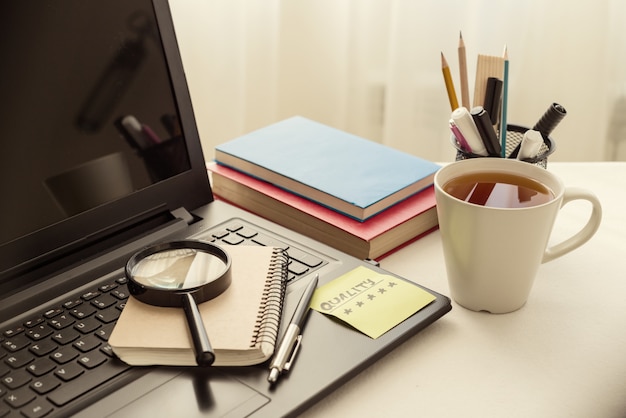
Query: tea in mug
xmin=443 ymin=171 xmax=554 ymax=208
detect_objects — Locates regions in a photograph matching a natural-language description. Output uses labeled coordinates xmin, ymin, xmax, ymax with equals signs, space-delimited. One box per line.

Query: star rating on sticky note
xmin=310 ymin=266 xmax=436 ymax=339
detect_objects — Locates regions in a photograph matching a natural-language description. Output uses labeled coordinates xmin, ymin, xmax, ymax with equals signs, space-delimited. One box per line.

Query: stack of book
xmin=209 ymin=116 xmax=441 ymax=260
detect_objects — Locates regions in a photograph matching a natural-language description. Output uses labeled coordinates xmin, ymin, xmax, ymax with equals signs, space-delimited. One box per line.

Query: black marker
xmin=483 ymin=77 xmax=503 ymax=125
xmin=471 ymin=106 xmax=501 ymax=157
xmin=532 ymin=103 xmax=567 ymax=136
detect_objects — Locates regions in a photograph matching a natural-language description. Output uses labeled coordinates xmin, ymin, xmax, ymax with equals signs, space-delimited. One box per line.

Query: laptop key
xmin=47 ymin=359 xmax=130 ymax=407
xmin=226 ymin=222 xmax=243 ymax=232
xmin=100 ymin=344 xmax=114 ymax=357
xmin=3 ymin=327 xmax=25 ymax=338
xmin=69 ymin=305 xmax=96 ymax=320
xmin=222 ymin=234 xmax=244 ymax=245
xmin=0 ymin=364 xmax=9 ymax=378
xmin=29 ymin=340 xmax=57 ymax=357
xmin=236 ymin=226 xmax=258 ymax=238
xmin=62 ymin=298 xmax=83 ymax=310
xmin=73 ymin=317 xmax=101 ymax=334
xmin=91 ymin=294 xmax=117 ymax=309
xmin=4 ymin=385 xmax=36 ymax=408
xmin=50 ymin=346 xmax=79 ymax=365
xmin=30 ymin=374 xmax=61 ymax=395
xmin=250 ymin=233 xmax=289 ymax=250
xmin=73 ymin=336 xmax=101 ymax=353
xmin=2 ymin=334 xmax=30 ymax=352
xmin=80 ymin=291 xmax=100 ymax=301
xmin=54 ymin=362 xmax=84 ymax=382
xmin=26 ymin=358 xmax=56 ymax=377
xmin=287 ymin=260 xmax=309 ymax=276
xmin=52 ymin=329 xmax=80 ymax=345
xmin=25 ymin=324 xmax=54 ymax=341
xmin=23 ymin=318 xmax=44 ymax=328
xmin=48 ymin=314 xmax=75 ymax=330
xmin=211 ymin=229 xmax=230 ymax=239
xmin=98 ymin=283 xmax=118 ymax=293
xmin=94 ymin=306 xmax=121 ymax=324
xmin=77 ymin=350 xmax=107 ymax=369
xmin=4 ymin=351 xmax=34 ymax=369
xmin=110 ymin=288 xmax=129 ymax=300
xmin=2 ymin=369 xmax=32 ymax=389
xmin=95 ymin=324 xmax=115 ymax=342
xmin=21 ymin=399 xmax=54 ymax=418
xmin=286 ymin=247 xmax=323 ymax=267
xmin=43 ymin=308 xmax=63 ymax=319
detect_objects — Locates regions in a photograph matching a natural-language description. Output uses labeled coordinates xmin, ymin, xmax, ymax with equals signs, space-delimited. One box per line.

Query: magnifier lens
xmin=126 ymin=241 xmax=232 ymax=367
xmin=131 ymin=248 xmax=228 ymax=291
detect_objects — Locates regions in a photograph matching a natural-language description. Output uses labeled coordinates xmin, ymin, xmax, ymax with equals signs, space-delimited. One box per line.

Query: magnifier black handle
xmin=182 ymin=293 xmax=215 ymax=367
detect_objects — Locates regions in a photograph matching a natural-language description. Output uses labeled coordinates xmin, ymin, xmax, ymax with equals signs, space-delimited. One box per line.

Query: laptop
xmin=0 ymin=1 xmax=451 ymax=417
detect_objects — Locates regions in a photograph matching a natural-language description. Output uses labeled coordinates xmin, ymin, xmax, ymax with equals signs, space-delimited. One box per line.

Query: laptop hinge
xmin=171 ymin=207 xmax=194 ymax=225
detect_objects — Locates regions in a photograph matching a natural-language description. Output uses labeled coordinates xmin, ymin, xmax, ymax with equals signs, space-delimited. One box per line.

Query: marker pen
xmin=517 ymin=129 xmax=544 ymax=160
xmin=451 ymin=107 xmax=488 ymax=156
xmin=449 ymin=119 xmax=472 ymax=153
xmin=471 ymin=106 xmax=501 ymax=157
xmin=483 ymin=77 xmax=503 ymax=125
xmin=532 ymin=103 xmax=567 ymax=136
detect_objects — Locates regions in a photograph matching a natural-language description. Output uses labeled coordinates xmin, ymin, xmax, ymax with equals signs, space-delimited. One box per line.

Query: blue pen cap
xmin=452 ymin=124 xmax=556 ymax=169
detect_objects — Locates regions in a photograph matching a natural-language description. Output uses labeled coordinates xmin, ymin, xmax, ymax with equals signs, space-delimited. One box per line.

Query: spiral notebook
xmin=108 ymin=245 xmax=288 ymax=366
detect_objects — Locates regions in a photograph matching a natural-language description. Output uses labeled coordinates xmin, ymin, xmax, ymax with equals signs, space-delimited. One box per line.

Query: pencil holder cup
xmin=452 ymin=124 xmax=556 ymax=169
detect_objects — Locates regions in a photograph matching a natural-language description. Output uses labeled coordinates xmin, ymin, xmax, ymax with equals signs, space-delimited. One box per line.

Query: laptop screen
xmin=0 ymin=0 xmax=211 ymax=286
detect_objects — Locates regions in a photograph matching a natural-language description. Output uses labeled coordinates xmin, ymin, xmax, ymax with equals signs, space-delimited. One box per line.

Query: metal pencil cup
xmin=452 ymin=124 xmax=556 ymax=169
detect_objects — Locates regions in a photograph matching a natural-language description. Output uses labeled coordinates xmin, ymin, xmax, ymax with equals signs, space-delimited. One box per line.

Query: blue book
xmin=214 ymin=116 xmax=440 ymax=221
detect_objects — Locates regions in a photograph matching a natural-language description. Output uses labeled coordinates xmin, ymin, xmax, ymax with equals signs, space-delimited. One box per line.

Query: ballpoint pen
xmin=268 ymin=273 xmax=319 ymax=384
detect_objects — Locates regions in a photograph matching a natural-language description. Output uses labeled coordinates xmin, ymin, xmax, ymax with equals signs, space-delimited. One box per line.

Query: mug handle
xmin=542 ymin=187 xmax=602 ymax=263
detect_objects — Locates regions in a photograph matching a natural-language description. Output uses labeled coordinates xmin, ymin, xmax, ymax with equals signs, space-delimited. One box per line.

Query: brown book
xmin=208 ymin=163 xmax=438 ymax=260
xmin=109 ymin=245 xmax=287 ymax=366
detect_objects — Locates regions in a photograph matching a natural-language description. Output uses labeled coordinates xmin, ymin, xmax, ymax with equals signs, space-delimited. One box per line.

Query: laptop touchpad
xmin=99 ymin=369 xmax=269 ymax=418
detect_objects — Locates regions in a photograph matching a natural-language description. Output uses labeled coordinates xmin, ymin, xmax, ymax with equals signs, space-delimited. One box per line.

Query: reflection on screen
xmin=0 ymin=0 xmax=190 ymax=245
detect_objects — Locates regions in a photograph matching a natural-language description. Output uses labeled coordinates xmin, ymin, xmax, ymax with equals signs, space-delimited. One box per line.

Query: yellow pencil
xmin=458 ymin=31 xmax=470 ymax=109
xmin=441 ymin=52 xmax=459 ymax=111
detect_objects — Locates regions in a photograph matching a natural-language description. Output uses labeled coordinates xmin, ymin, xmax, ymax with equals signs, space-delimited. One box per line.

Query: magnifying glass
xmin=125 ymin=240 xmax=232 ymax=367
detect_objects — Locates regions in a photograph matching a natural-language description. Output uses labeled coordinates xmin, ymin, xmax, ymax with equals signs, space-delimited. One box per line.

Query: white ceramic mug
xmin=434 ymin=158 xmax=602 ymax=313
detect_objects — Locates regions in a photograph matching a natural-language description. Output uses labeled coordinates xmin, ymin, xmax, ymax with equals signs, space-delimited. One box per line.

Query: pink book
xmin=208 ymin=162 xmax=438 ymax=259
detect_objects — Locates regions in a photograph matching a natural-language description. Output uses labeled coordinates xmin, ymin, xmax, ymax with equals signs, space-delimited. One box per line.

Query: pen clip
xmin=283 ymin=335 xmax=302 ymax=372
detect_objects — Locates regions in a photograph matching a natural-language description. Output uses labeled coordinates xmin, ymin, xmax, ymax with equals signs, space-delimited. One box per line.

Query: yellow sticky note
xmin=310 ymin=266 xmax=436 ymax=339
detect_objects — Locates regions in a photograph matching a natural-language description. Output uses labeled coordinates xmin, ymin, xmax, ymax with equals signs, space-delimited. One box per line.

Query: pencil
xmin=458 ymin=32 xmax=470 ymax=109
xmin=500 ymin=46 xmax=509 ymax=157
xmin=441 ymin=52 xmax=459 ymax=111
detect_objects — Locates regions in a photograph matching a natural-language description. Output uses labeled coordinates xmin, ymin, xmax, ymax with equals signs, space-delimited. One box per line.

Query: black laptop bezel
xmin=0 ymin=0 xmax=212 ymax=283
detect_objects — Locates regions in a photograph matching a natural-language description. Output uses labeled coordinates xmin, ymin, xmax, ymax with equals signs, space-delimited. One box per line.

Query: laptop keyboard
xmin=198 ymin=220 xmax=327 ymax=282
xmin=0 ymin=220 xmax=326 ymax=417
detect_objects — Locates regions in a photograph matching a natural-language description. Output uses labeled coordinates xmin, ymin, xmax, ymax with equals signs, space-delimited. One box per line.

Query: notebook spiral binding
xmin=251 ymin=248 xmax=289 ymax=347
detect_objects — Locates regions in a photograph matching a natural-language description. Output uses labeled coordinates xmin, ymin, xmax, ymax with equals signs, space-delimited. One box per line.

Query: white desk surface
xmin=301 ymin=162 xmax=626 ymax=418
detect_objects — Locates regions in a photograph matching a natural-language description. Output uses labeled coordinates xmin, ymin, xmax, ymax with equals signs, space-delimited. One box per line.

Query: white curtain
xmin=170 ymin=0 xmax=626 ymax=162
